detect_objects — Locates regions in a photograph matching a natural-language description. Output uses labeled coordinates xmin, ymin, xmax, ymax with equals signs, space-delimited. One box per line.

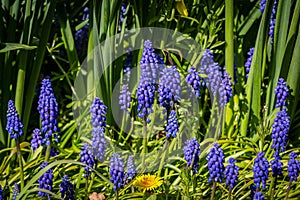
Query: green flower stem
xmin=285 ymin=180 xmax=293 ymax=200
xmin=85 ymin=177 xmax=89 ymax=200
xmin=210 ymin=180 xmax=216 ymax=200
xmin=225 ymin=0 xmax=234 ymax=133
xmin=16 ymin=137 xmax=24 ymax=190
xmin=44 ymin=144 xmax=51 ymax=162
xmin=270 ymin=176 xmax=278 ymax=200
xmin=115 ymin=190 xmax=119 ymax=200
xmin=142 ymin=116 xmax=147 ymax=168
xmin=228 ymin=188 xmax=232 ymax=200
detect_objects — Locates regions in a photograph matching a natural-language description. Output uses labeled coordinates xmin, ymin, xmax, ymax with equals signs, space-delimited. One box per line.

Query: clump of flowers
xmin=31 ymin=128 xmax=43 ymax=151
xmin=92 ymin=127 xmax=106 ymax=162
xmin=6 ymin=100 xmax=23 ymax=139
xmin=12 ymin=184 xmax=19 ymax=200
xmin=245 ymin=47 xmax=254 ymax=79
xmin=125 ymin=155 xmax=137 ymax=182
xmin=158 ymin=65 xmax=181 ymax=110
xmin=186 ymin=66 xmax=203 ymax=97
xmin=271 ymin=156 xmax=283 ymax=177
xmin=269 ymin=0 xmax=278 ymax=44
xmin=38 ymin=77 xmax=59 ymax=145
xmin=287 ymin=152 xmax=300 ymax=182
xmin=219 ymin=70 xmax=233 ymax=107
xmin=207 ymin=142 xmax=225 ymax=183
xmin=183 ymin=138 xmax=200 ymax=172
xmin=110 ymin=154 xmax=125 ymax=191
xmin=119 ymin=84 xmax=131 ymax=113
xmin=253 ymin=152 xmax=269 ymax=189
xmin=90 ymin=97 xmax=107 ymax=129
xmin=166 ymin=110 xmax=179 ymax=139
xmin=225 ymin=157 xmax=239 ymax=189
xmin=254 ymin=191 xmax=264 ymax=200
xmin=274 ymin=78 xmax=289 ymax=109
xmin=136 ymin=82 xmax=156 ymax=121
xmin=60 ymin=175 xmax=75 ymax=200
xmin=271 ymin=108 xmax=290 ymax=156
xmin=38 ymin=162 xmax=53 ymax=198
xmin=133 ymin=174 xmax=163 ymax=192
xmin=79 ymin=143 xmax=96 ymax=178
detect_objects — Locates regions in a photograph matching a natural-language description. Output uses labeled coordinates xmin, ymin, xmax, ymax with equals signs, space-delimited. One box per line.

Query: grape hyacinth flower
xmin=207 ymin=142 xmax=225 ymax=183
xmin=245 ymin=47 xmax=254 ymax=79
xmin=225 ymin=157 xmax=239 ymax=189
xmin=253 ymin=152 xmax=269 ymax=189
xmin=38 ymin=77 xmax=59 ymax=145
xmin=119 ymin=84 xmax=131 ymax=112
xmin=118 ymin=1 xmax=128 ymax=33
xmin=75 ymin=7 xmax=89 ymax=56
xmin=219 ymin=71 xmax=233 ymax=107
xmin=6 ymin=100 xmax=23 ymax=139
xmin=79 ymin=143 xmax=96 ymax=178
xmin=274 ymin=78 xmax=289 ymax=109
xmin=139 ymin=40 xmax=165 ymax=84
xmin=90 ymin=97 xmax=107 ymax=129
xmin=12 ymin=184 xmax=19 ymax=200
xmin=38 ymin=162 xmax=53 ymax=198
xmin=0 ymin=185 xmax=3 ymax=200
xmin=254 ymin=191 xmax=264 ymax=200
xmin=271 ymin=108 xmax=290 ymax=156
xmin=260 ymin=0 xmax=266 ymax=12
xmin=123 ymin=50 xmax=133 ymax=83
xmin=136 ymin=82 xmax=155 ymax=121
xmin=50 ymin=147 xmax=58 ymax=157
xmin=166 ymin=110 xmax=179 ymax=139
xmin=183 ymin=138 xmax=200 ymax=172
xmin=158 ymin=66 xmax=181 ymax=110
xmin=92 ymin=127 xmax=106 ymax=162
xmin=185 ymin=66 xmax=203 ymax=97
xmin=60 ymin=175 xmax=75 ymax=200
xmin=125 ymin=155 xmax=137 ymax=181
xmin=110 ymin=154 xmax=125 ymax=191
xmin=269 ymin=0 xmax=278 ymax=45
xmin=250 ymin=184 xmax=256 ymax=199
xmin=199 ymin=49 xmax=222 ymax=98
xmin=287 ymin=152 xmax=300 ymax=182
xmin=271 ymin=156 xmax=283 ymax=177
xmin=31 ymin=128 xmax=43 ymax=151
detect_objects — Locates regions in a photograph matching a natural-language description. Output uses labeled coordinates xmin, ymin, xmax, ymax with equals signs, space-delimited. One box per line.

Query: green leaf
xmin=0 ymin=43 xmax=37 ymax=53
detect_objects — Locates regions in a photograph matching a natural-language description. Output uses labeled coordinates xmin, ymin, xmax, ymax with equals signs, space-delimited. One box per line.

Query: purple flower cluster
xmin=287 ymin=152 xmax=300 ymax=182
xmin=31 ymin=128 xmax=43 ymax=151
xmin=219 ymin=71 xmax=233 ymax=107
xmin=12 ymin=184 xmax=19 ymax=200
xmin=79 ymin=143 xmax=96 ymax=178
xmin=38 ymin=162 xmax=53 ymax=198
xmin=269 ymin=0 xmax=278 ymax=44
xmin=259 ymin=0 xmax=266 ymax=12
xmin=92 ymin=127 xmax=106 ymax=162
xmin=271 ymin=109 xmax=290 ymax=155
xmin=6 ymin=100 xmax=23 ymax=139
xmin=60 ymin=175 xmax=75 ymax=200
xmin=119 ymin=84 xmax=131 ymax=112
xmin=136 ymin=82 xmax=155 ymax=121
xmin=166 ymin=110 xmax=179 ymax=139
xmin=90 ymin=97 xmax=107 ymax=162
xmin=118 ymin=1 xmax=129 ymax=32
xmin=183 ymin=138 xmax=200 ymax=172
xmin=254 ymin=191 xmax=264 ymax=200
xmin=245 ymin=47 xmax=254 ymax=79
xmin=125 ymin=155 xmax=136 ymax=181
xmin=139 ymin=40 xmax=164 ymax=84
xmin=38 ymin=78 xmax=59 ymax=145
xmin=274 ymin=78 xmax=289 ymax=109
xmin=90 ymin=97 xmax=107 ymax=129
xmin=75 ymin=7 xmax=89 ymax=56
xmin=225 ymin=158 xmax=239 ymax=189
xmin=253 ymin=152 xmax=269 ymax=189
xmin=185 ymin=66 xmax=203 ymax=97
xmin=271 ymin=156 xmax=283 ymax=177
xmin=110 ymin=154 xmax=125 ymax=191
xmin=0 ymin=185 xmax=3 ymax=200
xmin=207 ymin=142 xmax=225 ymax=183
xmin=158 ymin=66 xmax=181 ymax=110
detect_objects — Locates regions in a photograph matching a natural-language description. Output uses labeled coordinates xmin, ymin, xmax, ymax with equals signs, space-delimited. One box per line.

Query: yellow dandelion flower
xmin=133 ymin=174 xmax=163 ymax=191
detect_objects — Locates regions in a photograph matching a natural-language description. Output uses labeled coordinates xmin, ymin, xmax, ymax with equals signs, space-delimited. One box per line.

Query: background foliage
xmin=0 ymin=0 xmax=300 ymax=199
